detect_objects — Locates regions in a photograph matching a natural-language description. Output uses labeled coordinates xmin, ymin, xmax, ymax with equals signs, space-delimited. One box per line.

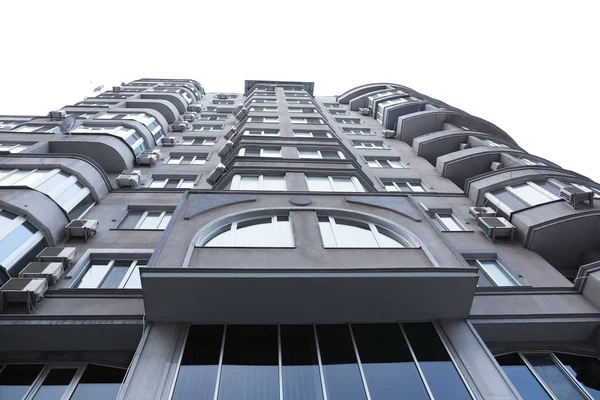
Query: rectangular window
xmin=352 ymin=140 xmax=388 ymax=149
xmin=12 ymin=125 xmax=61 ymax=134
xmin=328 ymin=110 xmax=347 ymax=115
xmin=486 ymin=180 xmax=561 ymax=214
xmin=238 ymin=148 xmax=282 ymax=157
xmin=181 ymin=137 xmax=217 ymax=146
xmin=290 ymin=117 xmax=325 ymax=125
xmin=166 ymin=153 xmax=209 ymax=165
xmin=306 ymin=176 xmax=365 ymax=192
xmin=243 ymin=129 xmax=280 ymax=136
xmin=0 ymin=143 xmax=29 ymax=153
xmin=76 ymin=259 xmax=147 ymax=288
xmin=520 ymin=157 xmax=546 ymax=166
xmin=288 ymin=107 xmax=318 ymax=113
xmin=147 ymin=177 xmax=196 ymax=189
xmin=466 ymin=258 xmax=519 ymax=286
xmin=226 ymin=175 xmax=287 ymax=191
xmin=343 ymin=128 xmax=373 ymax=135
xmin=431 ymin=213 xmax=467 ymax=231
xmin=247 ymin=117 xmax=279 ymax=123
xmin=324 ymin=103 xmax=342 ymax=108
xmin=293 ymin=130 xmax=332 ymax=138
xmin=481 ymin=139 xmax=508 ymax=148
xmin=212 ymin=100 xmax=234 ymax=105
xmin=250 ymin=98 xmax=277 ymax=103
xmin=383 ymin=180 xmax=427 ymax=192
xmin=365 ymin=157 xmax=406 ymax=168
xmin=191 ymin=125 xmax=222 ymax=131
xmin=249 ymin=107 xmax=278 ymax=112
xmin=116 ymin=210 xmax=173 ymax=230
xmin=298 ymin=149 xmax=345 ymax=160
xmin=198 ymin=115 xmax=227 ymax=121
xmin=286 ymin=99 xmax=313 ymax=105
xmin=334 ymin=118 xmax=362 ymax=124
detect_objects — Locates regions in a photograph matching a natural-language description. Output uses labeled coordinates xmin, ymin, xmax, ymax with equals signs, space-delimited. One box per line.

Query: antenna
xmin=59 ymin=116 xmax=76 ymax=137
xmin=93 ymin=85 xmax=104 ymax=93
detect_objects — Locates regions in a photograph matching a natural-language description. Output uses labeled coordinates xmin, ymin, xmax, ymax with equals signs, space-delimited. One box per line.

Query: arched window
xmin=202 ymin=215 xmax=293 ymax=248
xmin=317 ymin=214 xmax=411 ymax=248
xmin=0 ymin=209 xmax=47 ymax=276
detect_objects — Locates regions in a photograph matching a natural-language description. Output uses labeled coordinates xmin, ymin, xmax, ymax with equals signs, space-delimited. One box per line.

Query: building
xmin=0 ymin=78 xmax=599 ymax=399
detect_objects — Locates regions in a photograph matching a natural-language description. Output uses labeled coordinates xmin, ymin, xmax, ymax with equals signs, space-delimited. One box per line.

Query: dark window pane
xmin=316 ymin=325 xmax=367 ymax=400
xmin=70 ymin=365 xmax=126 ymax=400
xmin=496 ymin=353 xmax=551 ymax=400
xmin=118 ymin=211 xmax=143 ymax=229
xmin=173 ymin=325 xmax=223 ymax=400
xmin=281 ymin=325 xmax=324 ymax=400
xmin=352 ymin=324 xmax=429 ymax=400
xmin=466 ymin=260 xmax=494 ymax=287
xmin=525 ymin=353 xmax=587 ymax=399
xmin=402 ymin=323 xmax=471 ymax=399
xmin=68 ymin=193 xmax=95 ymax=219
xmin=555 ymin=353 xmax=600 ymax=399
xmin=490 ymin=189 xmax=527 ymax=212
xmin=218 ymin=325 xmax=279 ymax=400
xmin=32 ymin=368 xmax=77 ymax=400
xmin=100 ymin=265 xmax=130 ymax=288
xmin=0 ymin=224 xmax=35 ymax=262
xmin=0 ymin=364 xmax=44 ymax=399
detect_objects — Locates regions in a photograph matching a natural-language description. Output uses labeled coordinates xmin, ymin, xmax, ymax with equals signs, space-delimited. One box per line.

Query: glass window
xmin=148 ymin=177 xmax=196 ymax=189
xmin=298 ymin=149 xmax=344 ymax=160
xmin=510 ymin=183 xmax=556 ymax=206
xmin=166 ymin=153 xmax=208 ymax=165
xmin=353 ymin=141 xmax=387 ymax=149
xmin=466 ymin=259 xmax=519 ymax=287
xmin=281 ymin=326 xmax=324 ymax=400
xmin=202 ymin=215 xmax=293 ymax=247
xmin=526 ymin=353 xmax=588 ymax=400
xmin=33 ymin=368 xmax=77 ymax=399
xmin=76 ymin=259 xmax=145 ymax=289
xmin=0 ymin=364 xmax=44 ymax=399
xmin=238 ymin=148 xmax=281 ymax=158
xmin=343 ymin=128 xmax=373 ymax=136
xmin=433 ymin=213 xmax=466 ymax=231
xmin=384 ymin=180 xmax=426 ymax=192
xmin=365 ymin=158 xmax=406 ymax=168
xmin=243 ymin=129 xmax=280 ymax=136
xmin=181 ymin=137 xmax=216 ymax=146
xmin=293 ymin=130 xmax=332 ymax=138
xmin=226 ymin=175 xmax=286 ymax=191
xmin=117 ymin=210 xmax=172 ymax=230
xmin=497 ymin=353 xmax=553 ymax=399
xmin=306 ymin=176 xmax=364 ymax=192
xmin=317 ymin=215 xmax=408 ymax=248
xmin=555 ymin=353 xmax=600 ymax=399
xmin=70 ymin=365 xmax=127 ymax=400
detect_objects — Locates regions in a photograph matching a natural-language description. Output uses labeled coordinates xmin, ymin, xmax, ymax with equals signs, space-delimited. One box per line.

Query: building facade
xmin=0 ymin=78 xmax=599 ymax=399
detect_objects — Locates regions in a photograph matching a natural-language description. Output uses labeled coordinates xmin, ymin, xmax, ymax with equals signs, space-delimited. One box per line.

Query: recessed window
xmin=486 ymin=181 xmax=560 ymax=213
xmin=201 ymin=215 xmax=294 ymax=247
xmin=352 ymin=140 xmax=388 ymax=150
xmin=72 ymin=125 xmax=146 ymax=155
xmin=238 ymin=148 xmax=281 ymax=157
xmin=76 ymin=258 xmax=147 ymax=289
xmin=324 ymin=103 xmax=342 ymax=108
xmin=75 ymin=102 xmax=113 ymax=107
xmin=317 ymin=215 xmax=409 ymax=248
xmin=329 ymin=109 xmax=347 ymax=115
xmin=290 ymin=117 xmax=325 ymax=125
xmin=306 ymin=176 xmax=365 ymax=192
xmin=365 ymin=157 xmax=406 ymax=168
xmin=430 ymin=213 xmax=467 ymax=232
xmin=249 ymin=107 xmax=278 ymax=112
xmin=12 ymin=125 xmax=61 ymax=134
xmin=286 ymin=99 xmax=313 ymax=105
xmin=199 ymin=115 xmax=227 ymax=121
xmin=481 ymin=139 xmax=508 ymax=148
xmin=298 ymin=149 xmax=345 ymax=160
xmin=116 ymin=210 xmax=173 ymax=230
xmin=98 ymin=112 xmax=164 ymax=141
xmin=285 ymin=93 xmax=309 ymax=97
xmin=288 ymin=107 xmax=317 ymax=113
xmin=0 ymin=120 xmax=29 ymax=130
xmin=0 ymin=143 xmax=30 ymax=153
xmin=166 ymin=153 xmax=209 ymax=165
xmin=293 ymin=130 xmax=332 ymax=138
xmin=225 ymin=175 xmax=287 ymax=191
xmin=465 ymin=258 xmax=518 ymax=286
xmin=243 ymin=129 xmax=280 ymax=136
xmin=147 ymin=176 xmax=196 ymax=189
xmin=0 ymin=209 xmax=47 ymax=276
xmin=334 ymin=118 xmax=362 ymax=124
xmin=383 ymin=180 xmax=427 ymax=192
xmin=191 ymin=125 xmax=223 ymax=132
xmin=181 ymin=137 xmax=217 ymax=146
xmin=343 ymin=128 xmax=373 ymax=136
xmin=212 ymin=100 xmax=234 ymax=105
xmin=247 ymin=117 xmax=279 ymax=123
xmin=519 ymin=157 xmax=546 ymax=166
xmin=251 ymin=98 xmax=277 ymax=103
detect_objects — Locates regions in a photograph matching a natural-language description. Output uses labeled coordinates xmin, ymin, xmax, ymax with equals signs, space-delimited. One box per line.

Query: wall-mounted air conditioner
xmin=476 ymin=217 xmax=515 ymax=242
xmin=218 ymin=140 xmax=235 ymax=157
xmin=469 ymin=206 xmax=496 ymax=220
xmin=113 ymin=86 xmax=121 ymax=93
xmin=459 ymin=143 xmax=470 ymax=150
xmin=182 ymin=112 xmax=197 ymax=122
xmin=359 ymin=108 xmax=371 ymax=116
xmin=560 ymin=186 xmax=594 ymax=209
xmin=206 ymin=163 xmax=226 ymax=185
xmin=49 ymin=110 xmax=67 ymax=120
xmin=137 ymin=150 xmax=160 ymax=166
xmin=116 ymin=169 xmax=142 ymax=188
xmin=224 ymin=127 xmax=238 ymax=140
xmin=170 ymin=121 xmax=189 ymax=132
xmin=382 ymin=129 xmax=395 ymax=138
xmin=233 ymin=105 xmax=244 ymax=115
xmin=37 ymin=247 xmax=77 ymax=269
xmin=0 ymin=278 xmax=48 ymax=312
xmin=65 ymin=219 xmax=99 ymax=242
xmin=216 ymin=93 xmax=229 ymax=100
xmin=19 ymin=262 xmax=64 ymax=286
xmin=188 ymin=104 xmax=203 ymax=113
xmin=235 ymin=107 xmax=249 ymax=120
xmin=161 ymin=137 xmax=178 ymax=147
xmin=490 ymin=161 xmax=504 ymax=171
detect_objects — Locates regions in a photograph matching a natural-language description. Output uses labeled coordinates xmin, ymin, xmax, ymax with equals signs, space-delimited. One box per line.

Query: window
xmin=290 ymin=117 xmax=325 ymax=125
xmin=75 ymin=102 xmax=113 ymax=107
xmin=249 ymin=107 xmax=278 ymax=112
xmin=293 ymin=130 xmax=332 ymax=138
xmin=429 ymin=213 xmax=467 ymax=232
xmin=306 ymin=176 xmax=365 ymax=192
xmin=173 ymin=323 xmax=471 ymax=400
xmin=225 ymin=175 xmax=287 ymax=191
xmin=98 ymin=112 xmax=164 ymax=141
xmin=72 ymin=125 xmax=146 ymax=155
xmin=181 ymin=137 xmax=217 ymax=146
xmin=212 ymin=100 xmax=234 ymax=105
xmin=0 ymin=209 xmax=47 ymax=276
xmin=0 ymin=143 xmax=29 ymax=153
xmin=298 ymin=149 xmax=345 ymax=160
xmin=198 ymin=115 xmax=228 ymax=121
xmin=285 ymin=93 xmax=309 ymax=97
xmin=0 ymin=363 xmax=126 ymax=400
xmin=12 ymin=125 xmax=61 ymax=134
xmin=383 ymin=180 xmax=427 ymax=192
xmin=116 ymin=209 xmax=173 ymax=230
xmin=465 ymin=258 xmax=519 ymax=286
xmin=353 ymin=140 xmax=388 ymax=149
xmin=520 ymin=157 xmax=546 ymax=166
xmin=201 ymin=215 xmax=294 ymax=247
xmin=0 ymin=168 xmax=95 ymax=219
xmin=481 ymin=139 xmax=508 ymax=148
xmin=329 ymin=109 xmax=347 ymax=115
xmin=324 ymin=102 xmax=342 ymax=108
xmin=166 ymin=153 xmax=209 ymax=165
xmin=238 ymin=147 xmax=281 ymax=157
xmin=288 ymin=107 xmax=317 ymax=113
xmin=247 ymin=117 xmax=279 ymax=123
xmin=343 ymin=128 xmax=373 ymax=135
xmin=76 ymin=258 xmax=147 ymax=289
xmin=192 ymin=125 xmax=222 ymax=132
xmin=486 ymin=181 xmax=560 ymax=213
xmin=334 ymin=118 xmax=362 ymax=124
xmin=286 ymin=99 xmax=313 ymax=105
xmin=0 ymin=120 xmax=23 ymax=130
xmin=365 ymin=157 xmax=406 ymax=168
xmin=497 ymin=352 xmax=600 ymax=399
xmin=250 ymin=98 xmax=276 ymax=103
xmin=367 ymin=90 xmax=406 ymax=109
xmin=147 ymin=176 xmax=196 ymax=189
xmin=317 ymin=215 xmax=410 ymax=248
xmin=243 ymin=129 xmax=280 ymax=136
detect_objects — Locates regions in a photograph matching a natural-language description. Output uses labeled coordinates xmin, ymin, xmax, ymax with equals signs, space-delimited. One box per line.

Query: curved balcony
xmin=124 ymin=99 xmax=179 ymax=124
xmin=337 ymin=83 xmax=409 ymax=104
xmin=139 ymin=93 xmax=188 ymax=114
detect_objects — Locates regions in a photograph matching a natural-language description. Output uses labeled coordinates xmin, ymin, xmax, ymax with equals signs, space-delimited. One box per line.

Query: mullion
xmin=117 ymin=260 xmax=137 ymax=289
xmin=348 ymin=325 xmax=372 ymax=400
xmin=548 ymin=352 xmax=594 ymax=399
xmin=95 ymin=260 xmax=116 ymax=288
xmin=519 ymin=352 xmax=560 ymax=400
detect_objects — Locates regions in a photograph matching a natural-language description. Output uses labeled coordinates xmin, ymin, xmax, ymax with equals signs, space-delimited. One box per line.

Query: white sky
xmin=1 ymin=0 xmax=598 ymax=181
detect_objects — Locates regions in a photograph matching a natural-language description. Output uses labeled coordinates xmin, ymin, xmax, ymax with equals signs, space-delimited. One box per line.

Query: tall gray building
xmin=0 ymin=78 xmax=599 ymax=399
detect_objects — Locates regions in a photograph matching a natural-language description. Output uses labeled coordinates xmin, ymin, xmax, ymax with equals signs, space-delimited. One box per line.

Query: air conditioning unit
xmin=477 ymin=217 xmax=515 ymax=242
xmin=224 ymin=127 xmax=238 ymax=140
xmin=65 ymin=219 xmax=99 ymax=242
xmin=216 ymin=93 xmax=229 ymax=100
xmin=459 ymin=143 xmax=470 ymax=150
xmin=206 ymin=163 xmax=226 ymax=185
xmin=469 ymin=206 xmax=496 ymax=220
xmin=116 ymin=169 xmax=142 ymax=188
xmin=382 ymin=129 xmax=395 ymax=138
xmin=161 ymin=136 xmax=178 ymax=147
xmin=137 ymin=150 xmax=160 ymax=166
xmin=0 ymin=278 xmax=48 ymax=312
xmin=112 ymin=86 xmax=121 ymax=93
xmin=19 ymin=262 xmax=64 ymax=286
xmin=37 ymin=247 xmax=77 ymax=269
xmin=218 ymin=140 xmax=235 ymax=157
xmin=233 ymin=105 xmax=244 ymax=115
xmin=182 ymin=112 xmax=197 ymax=122
xmin=188 ymin=104 xmax=203 ymax=113
xmin=490 ymin=161 xmax=504 ymax=171
xmin=235 ymin=107 xmax=249 ymax=120
xmin=49 ymin=110 xmax=67 ymax=120
xmin=359 ymin=108 xmax=371 ymax=116
xmin=559 ymin=186 xmax=594 ymax=209
xmin=170 ymin=121 xmax=189 ymax=132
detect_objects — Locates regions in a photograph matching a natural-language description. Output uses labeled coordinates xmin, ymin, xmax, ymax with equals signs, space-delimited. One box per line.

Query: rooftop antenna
xmin=59 ymin=116 xmax=76 ymax=137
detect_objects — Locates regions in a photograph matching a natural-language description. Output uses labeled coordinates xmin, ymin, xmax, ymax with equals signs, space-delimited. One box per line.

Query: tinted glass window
xmin=70 ymin=365 xmax=126 ymax=400
xmin=0 ymin=364 xmax=44 ymax=399
xmin=281 ymin=325 xmax=324 ymax=400
xmin=496 ymin=353 xmax=551 ymax=400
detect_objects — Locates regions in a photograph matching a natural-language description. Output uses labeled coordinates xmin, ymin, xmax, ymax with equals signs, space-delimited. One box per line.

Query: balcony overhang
xmin=141 ymin=267 xmax=478 ymax=323
xmin=244 ymin=80 xmax=314 ymax=95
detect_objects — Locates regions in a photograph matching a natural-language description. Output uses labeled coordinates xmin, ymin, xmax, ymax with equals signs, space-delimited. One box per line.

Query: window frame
xmin=74 ymin=258 xmax=146 ymax=289
xmin=305 ymin=175 xmax=365 ymax=192
xmin=364 ymin=157 xmax=406 ymax=168
xmin=247 ymin=116 xmax=279 ymax=124
xmin=166 ymin=153 xmax=209 ymax=165
xmin=334 ymin=118 xmax=363 ymax=125
xmin=200 ymin=215 xmax=294 ymax=248
xmin=465 ymin=257 xmax=520 ymax=287
xmin=249 ymin=106 xmax=278 ymax=112
xmin=317 ymin=214 xmax=411 ymax=248
xmin=243 ymin=129 xmax=280 ymax=137
xmin=343 ymin=128 xmax=374 ymax=136
xmin=352 ymin=140 xmax=389 ymax=150
xmin=290 ymin=117 xmax=325 ymax=125
xmin=181 ymin=136 xmax=217 ymax=146
xmin=146 ymin=176 xmax=196 ymax=189
xmin=297 ymin=149 xmax=346 ymax=160
xmin=115 ymin=210 xmax=173 ymax=230
xmin=238 ymin=147 xmax=282 ymax=158
xmin=226 ymin=174 xmax=287 ymax=191
xmin=293 ymin=130 xmax=332 ymax=138
xmin=0 ymin=209 xmax=45 ymax=274
xmin=383 ymin=180 xmax=428 ymax=193
xmin=191 ymin=125 xmax=223 ymax=132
